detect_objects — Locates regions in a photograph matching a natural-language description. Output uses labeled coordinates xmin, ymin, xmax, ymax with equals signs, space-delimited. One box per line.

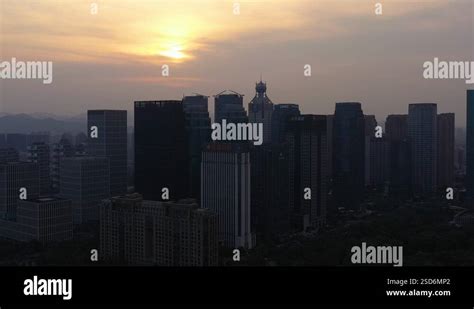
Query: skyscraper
xmin=408 ymin=103 xmax=438 ymax=195
xmin=333 ymin=103 xmax=365 ymax=209
xmin=87 ymin=110 xmax=128 ymax=196
xmin=286 ymin=115 xmax=328 ymax=231
xmin=0 ymin=162 xmax=40 ymax=220
xmin=385 ymin=114 xmax=411 ymax=196
xmin=271 ymin=104 xmax=301 ymax=144
xmin=214 ymin=91 xmax=248 ymax=124
xmin=50 ymin=137 xmax=75 ymax=193
xmin=183 ymin=95 xmax=211 ymax=199
xmin=201 ymin=143 xmax=253 ymax=249
xmin=134 ymin=101 xmax=189 ymax=201
xmin=437 ymin=113 xmax=455 ymax=189
xmin=27 ymin=142 xmax=50 ymax=196
xmin=251 ymin=144 xmax=290 ymax=241
xmin=248 ymin=80 xmax=274 ymax=144
xmin=364 ymin=115 xmax=377 ymax=186
xmin=59 ymin=156 xmax=110 ymax=224
xmin=100 ymin=193 xmax=218 ymax=266
xmin=466 ymin=90 xmax=474 ymax=203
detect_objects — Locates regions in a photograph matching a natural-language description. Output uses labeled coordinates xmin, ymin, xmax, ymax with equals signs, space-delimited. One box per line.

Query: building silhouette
xmin=408 ymin=103 xmax=438 ymax=195
xmin=214 ymin=91 xmax=248 ymax=124
xmin=100 ymin=193 xmax=218 ymax=266
xmin=437 ymin=113 xmax=455 ymax=189
xmin=0 ymin=148 xmax=19 ymax=163
xmin=201 ymin=143 xmax=253 ymax=249
xmin=51 ymin=137 xmax=75 ymax=193
xmin=27 ymin=142 xmax=50 ymax=196
xmin=87 ymin=110 xmax=128 ymax=196
xmin=0 ymin=197 xmax=73 ymax=244
xmin=271 ymin=104 xmax=300 ymax=144
xmin=286 ymin=115 xmax=328 ymax=231
xmin=467 ymin=90 xmax=474 ymax=204
xmin=183 ymin=95 xmax=211 ymax=199
xmin=134 ymin=101 xmax=189 ymax=201
xmin=59 ymin=156 xmax=110 ymax=224
xmin=248 ymin=80 xmax=274 ymax=144
xmin=333 ymin=103 xmax=365 ymax=209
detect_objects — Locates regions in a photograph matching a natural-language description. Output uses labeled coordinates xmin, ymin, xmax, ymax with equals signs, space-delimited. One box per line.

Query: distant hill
xmin=0 ymin=113 xmax=86 ymax=134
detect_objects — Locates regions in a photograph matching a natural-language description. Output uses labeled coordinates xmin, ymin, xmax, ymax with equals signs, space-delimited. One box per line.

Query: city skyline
xmin=0 ymin=0 xmax=472 ymax=127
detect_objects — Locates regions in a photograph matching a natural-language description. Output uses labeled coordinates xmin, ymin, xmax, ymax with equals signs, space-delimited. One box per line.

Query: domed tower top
xmin=256 ymin=80 xmax=266 ymax=95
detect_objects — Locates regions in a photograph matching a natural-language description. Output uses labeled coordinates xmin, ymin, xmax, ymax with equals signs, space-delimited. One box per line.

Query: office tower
xmin=364 ymin=115 xmax=377 ymax=186
xmin=333 ymin=103 xmax=365 ymax=209
xmin=214 ymin=91 xmax=248 ymax=124
xmin=251 ymin=144 xmax=290 ymax=241
xmin=59 ymin=156 xmax=110 ymax=224
xmin=467 ymin=90 xmax=474 ymax=203
xmin=385 ymin=114 xmax=411 ymax=195
xmin=0 ymin=197 xmax=73 ymax=244
xmin=286 ymin=115 xmax=328 ymax=231
xmin=271 ymin=104 xmax=301 ymax=144
xmin=368 ymin=138 xmax=390 ymax=188
xmin=326 ymin=115 xmax=333 ymax=179
xmin=0 ymin=148 xmax=19 ymax=163
xmin=183 ymin=95 xmax=211 ymax=199
xmin=27 ymin=142 xmax=50 ymax=196
xmin=0 ymin=134 xmax=6 ymax=148
xmin=437 ymin=113 xmax=455 ymax=188
xmin=386 ymin=115 xmax=408 ymax=140
xmin=0 ymin=162 xmax=40 ymax=220
xmin=201 ymin=143 xmax=253 ymax=249
xmin=87 ymin=110 xmax=128 ymax=196
xmin=408 ymin=103 xmax=438 ymax=195
xmin=248 ymin=80 xmax=274 ymax=144
xmin=134 ymin=101 xmax=188 ymax=201
xmin=100 ymin=193 xmax=218 ymax=266
xmin=50 ymin=137 xmax=75 ymax=193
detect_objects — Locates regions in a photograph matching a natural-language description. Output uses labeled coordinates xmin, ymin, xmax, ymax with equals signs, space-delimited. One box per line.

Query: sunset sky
xmin=0 ymin=0 xmax=472 ymax=126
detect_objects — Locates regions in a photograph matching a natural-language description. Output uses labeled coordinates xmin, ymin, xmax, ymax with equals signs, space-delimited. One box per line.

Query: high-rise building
xmin=248 ymin=80 xmax=274 ymax=144
xmin=183 ymin=95 xmax=211 ymax=199
xmin=408 ymin=103 xmax=438 ymax=195
xmin=0 ymin=162 xmax=40 ymax=220
xmin=385 ymin=114 xmax=411 ymax=196
xmin=364 ymin=115 xmax=377 ymax=186
xmin=271 ymin=104 xmax=300 ymax=144
xmin=333 ymin=103 xmax=365 ymax=209
xmin=134 ymin=101 xmax=189 ymax=201
xmin=100 ymin=193 xmax=218 ymax=266
xmin=0 ymin=197 xmax=73 ymax=244
xmin=59 ymin=156 xmax=110 ymax=224
xmin=201 ymin=143 xmax=253 ymax=249
xmin=27 ymin=142 xmax=50 ymax=196
xmin=214 ymin=91 xmax=248 ymax=124
xmin=87 ymin=110 xmax=128 ymax=196
xmin=467 ymin=90 xmax=474 ymax=203
xmin=386 ymin=115 xmax=408 ymax=140
xmin=0 ymin=148 xmax=19 ymax=163
xmin=437 ymin=113 xmax=455 ymax=189
xmin=286 ymin=115 xmax=328 ymax=231
xmin=251 ymin=144 xmax=290 ymax=241
xmin=50 ymin=137 xmax=75 ymax=193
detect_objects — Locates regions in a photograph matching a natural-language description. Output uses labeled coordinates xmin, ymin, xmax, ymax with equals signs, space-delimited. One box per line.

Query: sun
xmin=159 ymin=45 xmax=188 ymax=60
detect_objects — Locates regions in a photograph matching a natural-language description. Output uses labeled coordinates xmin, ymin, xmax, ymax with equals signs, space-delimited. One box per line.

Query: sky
xmin=0 ymin=0 xmax=473 ymax=126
